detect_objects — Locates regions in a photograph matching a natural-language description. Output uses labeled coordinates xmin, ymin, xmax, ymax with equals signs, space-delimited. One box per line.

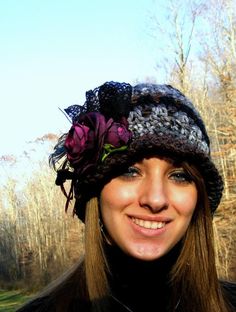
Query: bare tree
xmin=197 ymin=0 xmax=236 ymax=280
xmin=151 ymin=0 xmax=236 ymax=280
xmin=151 ymin=0 xmax=204 ymax=93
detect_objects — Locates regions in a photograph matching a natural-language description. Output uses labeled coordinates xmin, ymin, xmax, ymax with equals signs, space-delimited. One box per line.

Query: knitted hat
xmin=50 ymin=81 xmax=223 ymax=221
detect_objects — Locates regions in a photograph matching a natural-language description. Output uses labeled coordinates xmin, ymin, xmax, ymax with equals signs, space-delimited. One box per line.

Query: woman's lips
xmin=128 ymin=215 xmax=172 ymax=234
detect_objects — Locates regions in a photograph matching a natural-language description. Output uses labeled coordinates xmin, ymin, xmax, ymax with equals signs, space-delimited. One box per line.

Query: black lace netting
xmin=64 ymin=81 xmax=132 ymax=123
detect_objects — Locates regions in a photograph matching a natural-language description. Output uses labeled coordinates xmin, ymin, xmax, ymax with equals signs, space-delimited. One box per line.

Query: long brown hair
xmin=84 ymin=162 xmax=232 ymax=312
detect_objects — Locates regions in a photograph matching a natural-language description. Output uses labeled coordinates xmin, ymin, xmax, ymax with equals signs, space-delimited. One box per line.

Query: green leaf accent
xmin=101 ymin=144 xmax=128 ymax=162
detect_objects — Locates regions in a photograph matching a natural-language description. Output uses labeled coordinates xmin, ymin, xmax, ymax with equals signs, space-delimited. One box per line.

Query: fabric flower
xmin=65 ymin=124 xmax=90 ymax=163
xmin=101 ymin=121 xmax=132 ymax=161
xmin=105 ymin=122 xmax=131 ymax=147
xmin=65 ymin=112 xmax=106 ymax=169
xmin=64 ymin=111 xmax=132 ymax=173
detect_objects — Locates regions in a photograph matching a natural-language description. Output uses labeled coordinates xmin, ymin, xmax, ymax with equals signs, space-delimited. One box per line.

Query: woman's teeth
xmin=132 ymin=217 xmax=166 ymax=229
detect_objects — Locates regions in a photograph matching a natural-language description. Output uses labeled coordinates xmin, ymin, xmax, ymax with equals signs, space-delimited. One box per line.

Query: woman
xmin=18 ymin=82 xmax=235 ymax=311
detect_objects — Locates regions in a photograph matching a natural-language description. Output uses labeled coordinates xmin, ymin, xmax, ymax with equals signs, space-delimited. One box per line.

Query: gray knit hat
xmin=50 ymin=81 xmax=223 ymax=221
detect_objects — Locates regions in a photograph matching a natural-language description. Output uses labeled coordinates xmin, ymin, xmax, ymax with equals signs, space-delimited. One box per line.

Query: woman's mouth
xmin=131 ymin=217 xmax=166 ymax=230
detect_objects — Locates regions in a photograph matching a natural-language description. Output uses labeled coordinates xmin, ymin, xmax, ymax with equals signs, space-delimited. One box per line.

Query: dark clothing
xmin=222 ymin=280 xmax=236 ymax=311
xmin=16 ymin=245 xmax=236 ymax=312
xmin=106 ymin=243 xmax=179 ymax=312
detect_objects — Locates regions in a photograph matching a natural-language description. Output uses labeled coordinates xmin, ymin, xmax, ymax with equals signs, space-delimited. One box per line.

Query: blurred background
xmin=0 ymin=0 xmax=235 ymax=307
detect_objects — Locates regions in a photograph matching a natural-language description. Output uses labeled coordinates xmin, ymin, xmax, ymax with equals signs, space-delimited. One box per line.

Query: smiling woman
xmin=100 ymin=158 xmax=198 ymax=261
xmin=17 ymin=82 xmax=236 ymax=312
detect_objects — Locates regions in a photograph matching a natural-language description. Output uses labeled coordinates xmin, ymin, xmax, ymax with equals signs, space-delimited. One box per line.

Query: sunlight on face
xmin=100 ymin=157 xmax=198 ymax=261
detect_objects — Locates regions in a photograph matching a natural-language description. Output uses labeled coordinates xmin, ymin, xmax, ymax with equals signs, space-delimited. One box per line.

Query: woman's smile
xmin=100 ymin=157 xmax=198 ymax=261
xmin=129 ymin=216 xmax=168 ymax=237
xmin=131 ymin=217 xmax=167 ymax=230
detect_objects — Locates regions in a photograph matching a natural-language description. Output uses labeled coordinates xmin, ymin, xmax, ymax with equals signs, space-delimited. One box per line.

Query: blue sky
xmin=0 ymin=0 xmax=166 ymax=155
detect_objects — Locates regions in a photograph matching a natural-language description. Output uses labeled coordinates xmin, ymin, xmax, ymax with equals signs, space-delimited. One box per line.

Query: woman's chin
xmin=124 ymin=243 xmax=167 ymax=261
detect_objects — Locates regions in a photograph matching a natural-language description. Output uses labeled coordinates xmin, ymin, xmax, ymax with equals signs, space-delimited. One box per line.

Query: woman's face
xmin=100 ymin=157 xmax=198 ymax=261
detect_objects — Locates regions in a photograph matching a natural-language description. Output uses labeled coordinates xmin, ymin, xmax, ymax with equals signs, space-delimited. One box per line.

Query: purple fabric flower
xmin=65 ymin=124 xmax=90 ymax=163
xmin=64 ymin=112 xmax=132 ymax=172
xmin=105 ymin=122 xmax=131 ymax=146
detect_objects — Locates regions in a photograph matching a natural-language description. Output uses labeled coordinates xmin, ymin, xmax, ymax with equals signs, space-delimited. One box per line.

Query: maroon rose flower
xmin=65 ymin=112 xmax=107 ymax=169
xmin=64 ymin=111 xmax=132 ymax=171
xmin=79 ymin=112 xmax=107 ymax=152
xmin=65 ymin=124 xmax=90 ymax=163
xmin=105 ymin=122 xmax=132 ymax=147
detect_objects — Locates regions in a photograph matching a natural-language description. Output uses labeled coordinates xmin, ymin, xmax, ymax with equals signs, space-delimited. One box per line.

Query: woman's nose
xmin=139 ymin=177 xmax=169 ymax=213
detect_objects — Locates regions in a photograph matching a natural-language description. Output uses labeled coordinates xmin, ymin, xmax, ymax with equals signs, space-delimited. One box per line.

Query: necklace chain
xmin=111 ymin=295 xmax=134 ymax=312
xmin=111 ymin=294 xmax=180 ymax=312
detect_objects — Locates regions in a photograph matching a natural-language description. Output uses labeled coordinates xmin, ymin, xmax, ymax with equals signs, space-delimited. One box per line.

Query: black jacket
xmin=17 ymin=246 xmax=236 ymax=312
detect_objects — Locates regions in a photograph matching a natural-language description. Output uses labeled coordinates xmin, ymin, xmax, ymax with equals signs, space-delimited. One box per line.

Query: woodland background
xmin=0 ymin=0 xmax=235 ymax=292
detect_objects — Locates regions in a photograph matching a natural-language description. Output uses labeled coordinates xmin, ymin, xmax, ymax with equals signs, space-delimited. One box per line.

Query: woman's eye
xmin=169 ymin=170 xmax=192 ymax=183
xmin=122 ymin=166 xmax=140 ymax=178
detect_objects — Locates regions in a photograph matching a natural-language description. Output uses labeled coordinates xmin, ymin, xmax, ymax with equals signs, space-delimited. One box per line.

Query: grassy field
xmin=0 ymin=291 xmax=33 ymax=312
